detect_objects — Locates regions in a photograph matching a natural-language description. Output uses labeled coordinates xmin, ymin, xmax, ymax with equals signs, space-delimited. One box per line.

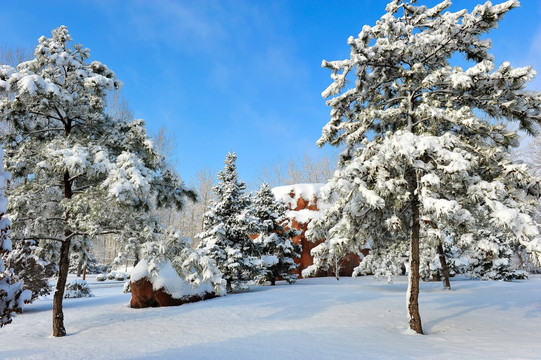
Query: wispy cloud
xmin=123 ymin=1 xmax=226 ymax=51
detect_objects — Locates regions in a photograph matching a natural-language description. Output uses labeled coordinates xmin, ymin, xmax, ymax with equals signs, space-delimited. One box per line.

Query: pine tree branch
xmin=53 ymin=105 xmax=67 ymax=126
xmin=28 ymin=110 xmax=63 ymax=122
xmin=18 ymin=232 xmax=82 ymax=243
xmin=22 ymin=127 xmax=65 ymax=136
xmin=15 ymin=217 xmax=65 ymax=222
xmin=68 ymin=172 xmax=85 ymax=182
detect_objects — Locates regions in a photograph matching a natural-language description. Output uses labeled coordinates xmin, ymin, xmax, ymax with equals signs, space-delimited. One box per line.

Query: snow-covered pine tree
xmin=252 ymin=183 xmax=300 ymax=285
xmin=0 ymin=146 xmax=31 ymax=327
xmin=308 ymin=0 xmax=541 ymax=334
xmin=196 ymin=152 xmax=261 ymax=292
xmin=0 ymin=26 xmax=196 ymax=337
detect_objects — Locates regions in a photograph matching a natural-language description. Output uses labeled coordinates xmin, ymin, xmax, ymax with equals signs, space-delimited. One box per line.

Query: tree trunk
xmin=52 ymin=238 xmax=71 ymax=337
xmin=134 ymin=251 xmax=140 ymax=267
xmin=437 ymin=240 xmax=451 ymax=290
xmin=334 ymin=256 xmax=341 ymax=281
xmin=76 ymin=259 xmax=83 ymax=277
xmin=53 ymin=168 xmax=73 ymax=337
xmin=407 ymin=173 xmax=423 ymax=334
xmin=82 ymin=265 xmax=87 ymax=281
xmin=516 ymin=249 xmax=525 ymax=270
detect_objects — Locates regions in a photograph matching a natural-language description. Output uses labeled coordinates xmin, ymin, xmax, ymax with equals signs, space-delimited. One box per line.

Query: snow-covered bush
xmin=64 ymin=280 xmax=93 ymax=299
xmin=0 ymin=267 xmax=31 ymax=327
xmin=104 ymin=271 xmax=129 ymax=281
xmin=96 ymin=274 xmax=106 ymax=282
xmin=459 ymin=229 xmax=529 ymax=281
xmin=122 ymin=280 xmax=131 ymax=294
xmin=115 ymin=272 xmax=128 ymax=281
xmin=3 ymin=240 xmax=56 ymax=302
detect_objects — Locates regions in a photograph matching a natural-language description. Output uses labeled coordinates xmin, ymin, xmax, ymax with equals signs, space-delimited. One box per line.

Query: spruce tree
xmin=308 ymin=0 xmax=541 ymax=334
xmin=197 ymin=152 xmax=261 ymax=292
xmin=0 ymin=26 xmax=195 ymax=336
xmin=252 ymin=183 xmax=300 ymax=285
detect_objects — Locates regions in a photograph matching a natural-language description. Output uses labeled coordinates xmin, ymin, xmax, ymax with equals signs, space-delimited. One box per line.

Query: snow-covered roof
xmin=272 ymin=183 xmax=332 ymax=224
xmin=271 ymin=183 xmax=324 ymax=208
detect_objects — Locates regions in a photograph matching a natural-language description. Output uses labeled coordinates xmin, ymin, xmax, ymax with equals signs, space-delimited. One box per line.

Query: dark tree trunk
xmin=52 ymin=169 xmax=73 ymax=337
xmin=407 ymin=172 xmax=423 ymax=335
xmin=437 ymin=240 xmax=451 ymax=290
xmin=76 ymin=259 xmax=83 ymax=277
xmin=334 ymin=256 xmax=341 ymax=281
xmin=52 ymin=238 xmax=71 ymax=337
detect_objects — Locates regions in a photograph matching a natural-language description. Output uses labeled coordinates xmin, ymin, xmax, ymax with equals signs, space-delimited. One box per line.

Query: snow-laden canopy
xmin=308 ymin=0 xmax=541 ymax=334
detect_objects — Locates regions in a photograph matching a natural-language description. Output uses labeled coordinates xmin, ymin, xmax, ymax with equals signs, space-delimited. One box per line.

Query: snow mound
xmin=131 ymin=259 xmax=213 ymax=299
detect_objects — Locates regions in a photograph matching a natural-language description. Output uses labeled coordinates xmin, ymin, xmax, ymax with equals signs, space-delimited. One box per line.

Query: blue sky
xmin=1 ymin=0 xmax=540 ymax=186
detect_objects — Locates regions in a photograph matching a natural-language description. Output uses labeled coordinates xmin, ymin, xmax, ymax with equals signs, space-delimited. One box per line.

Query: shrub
xmin=64 ymin=280 xmax=93 ymax=299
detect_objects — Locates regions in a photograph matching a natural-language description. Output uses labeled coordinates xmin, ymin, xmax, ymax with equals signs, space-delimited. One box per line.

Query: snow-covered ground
xmin=2 ymin=275 xmax=540 ymax=360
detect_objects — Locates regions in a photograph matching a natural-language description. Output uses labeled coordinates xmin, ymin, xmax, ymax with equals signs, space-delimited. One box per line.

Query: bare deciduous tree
xmin=193 ymin=167 xmax=216 ymax=235
xmin=254 ymin=150 xmax=338 ymax=189
xmin=0 ymin=44 xmax=32 ymax=67
xmin=107 ymin=90 xmax=134 ymax=123
xmin=152 ymin=126 xmax=178 ymax=167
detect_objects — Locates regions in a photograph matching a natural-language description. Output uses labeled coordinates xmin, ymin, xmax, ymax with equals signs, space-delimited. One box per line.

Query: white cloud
xmin=124 ymin=0 xmax=226 ymax=50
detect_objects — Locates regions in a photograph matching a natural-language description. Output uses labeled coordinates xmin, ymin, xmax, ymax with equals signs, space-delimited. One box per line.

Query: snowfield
xmin=2 ymin=275 xmax=541 ymax=360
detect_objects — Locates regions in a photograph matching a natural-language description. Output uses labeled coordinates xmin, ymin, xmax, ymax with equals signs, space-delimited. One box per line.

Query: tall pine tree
xmin=0 ymin=26 xmax=195 ymax=336
xmin=308 ymin=0 xmax=541 ymax=334
xmin=197 ymin=152 xmax=261 ymax=292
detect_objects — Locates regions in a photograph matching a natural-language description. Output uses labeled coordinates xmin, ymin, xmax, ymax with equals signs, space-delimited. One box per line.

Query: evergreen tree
xmin=307 ymin=0 xmax=541 ymax=334
xmin=0 ymin=26 xmax=195 ymax=336
xmin=0 ymin=146 xmax=31 ymax=327
xmin=252 ymin=183 xmax=300 ymax=285
xmin=197 ymin=152 xmax=261 ymax=292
